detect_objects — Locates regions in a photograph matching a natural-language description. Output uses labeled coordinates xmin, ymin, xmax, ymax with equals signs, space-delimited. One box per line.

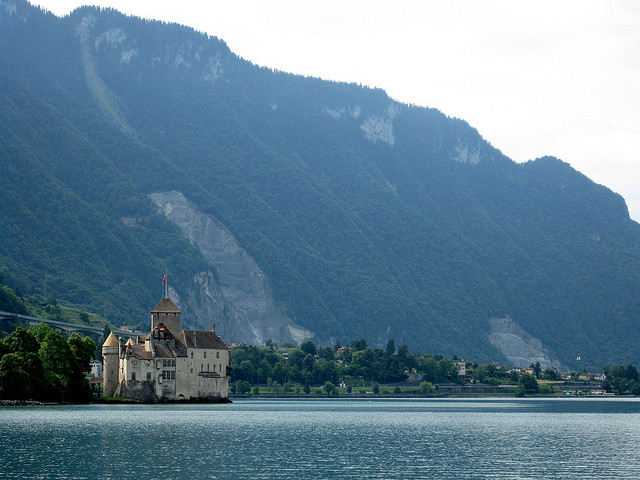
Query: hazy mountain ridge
xmin=1 ymin=0 xmax=639 ymax=369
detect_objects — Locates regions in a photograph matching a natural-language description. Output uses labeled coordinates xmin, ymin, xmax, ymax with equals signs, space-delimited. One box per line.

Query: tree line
xmin=0 ymin=324 xmax=96 ymax=402
xmin=231 ymin=338 xmax=640 ymax=398
xmin=231 ymin=338 xmax=460 ymax=393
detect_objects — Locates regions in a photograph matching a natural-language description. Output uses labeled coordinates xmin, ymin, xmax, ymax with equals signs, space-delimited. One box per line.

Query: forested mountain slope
xmin=1 ymin=0 xmax=639 ymax=369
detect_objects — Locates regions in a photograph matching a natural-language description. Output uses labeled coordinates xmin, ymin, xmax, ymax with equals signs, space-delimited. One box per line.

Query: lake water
xmin=1 ymin=398 xmax=640 ymax=479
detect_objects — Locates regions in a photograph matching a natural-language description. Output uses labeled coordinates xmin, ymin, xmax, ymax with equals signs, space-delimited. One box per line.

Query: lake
xmin=1 ymin=398 xmax=639 ymax=479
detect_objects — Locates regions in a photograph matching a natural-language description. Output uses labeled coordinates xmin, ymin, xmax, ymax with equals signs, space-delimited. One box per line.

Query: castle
xmin=102 ymin=296 xmax=230 ymax=402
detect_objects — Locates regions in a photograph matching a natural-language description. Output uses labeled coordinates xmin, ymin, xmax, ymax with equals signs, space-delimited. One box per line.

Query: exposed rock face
xmin=488 ymin=317 xmax=565 ymax=370
xmin=149 ymin=191 xmax=314 ymax=346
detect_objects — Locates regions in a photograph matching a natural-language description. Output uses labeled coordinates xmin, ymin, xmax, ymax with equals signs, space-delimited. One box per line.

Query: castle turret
xmin=102 ymin=332 xmax=120 ymax=397
xmin=151 ymin=297 xmax=181 ymax=333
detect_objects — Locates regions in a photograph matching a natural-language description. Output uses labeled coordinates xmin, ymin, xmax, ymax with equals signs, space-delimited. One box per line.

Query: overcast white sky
xmin=33 ymin=0 xmax=640 ymax=222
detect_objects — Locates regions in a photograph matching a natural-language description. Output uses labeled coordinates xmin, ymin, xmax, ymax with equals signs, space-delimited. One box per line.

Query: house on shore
xmin=102 ymin=296 xmax=230 ymax=402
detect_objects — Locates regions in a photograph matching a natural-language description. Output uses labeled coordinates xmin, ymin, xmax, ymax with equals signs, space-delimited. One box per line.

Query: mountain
xmin=1 ymin=0 xmax=639 ymax=370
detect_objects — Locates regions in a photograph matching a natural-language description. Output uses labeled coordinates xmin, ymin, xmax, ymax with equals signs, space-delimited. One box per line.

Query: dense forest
xmin=0 ymin=324 xmax=96 ymax=402
xmin=1 ymin=0 xmax=639 ymax=369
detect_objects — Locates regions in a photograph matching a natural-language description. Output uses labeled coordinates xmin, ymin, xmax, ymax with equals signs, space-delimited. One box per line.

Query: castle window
xmin=201 ymin=364 xmax=204 ymax=371
xmin=190 ymin=368 xmax=193 ymax=374
xmin=204 ymin=352 xmax=207 ymax=359
xmin=191 ymin=352 xmax=194 ymax=359
xmin=216 ymin=352 xmax=220 ymax=359
xmin=147 ymin=372 xmax=151 ymax=381
xmin=131 ymin=372 xmax=136 ymax=381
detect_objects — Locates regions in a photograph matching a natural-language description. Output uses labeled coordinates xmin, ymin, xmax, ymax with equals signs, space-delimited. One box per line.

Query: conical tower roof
xmin=103 ymin=331 xmax=118 ymax=347
xmin=151 ymin=297 xmax=181 ymax=314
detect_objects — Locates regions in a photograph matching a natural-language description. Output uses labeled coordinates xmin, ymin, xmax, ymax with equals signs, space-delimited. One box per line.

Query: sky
xmin=33 ymin=0 xmax=640 ymax=222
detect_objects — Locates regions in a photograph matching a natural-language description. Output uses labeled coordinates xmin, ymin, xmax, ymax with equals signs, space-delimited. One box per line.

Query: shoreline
xmin=2 ymin=394 xmax=634 ymax=406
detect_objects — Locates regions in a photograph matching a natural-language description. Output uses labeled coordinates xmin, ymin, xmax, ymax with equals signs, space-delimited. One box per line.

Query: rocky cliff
xmin=149 ymin=192 xmax=313 ymax=345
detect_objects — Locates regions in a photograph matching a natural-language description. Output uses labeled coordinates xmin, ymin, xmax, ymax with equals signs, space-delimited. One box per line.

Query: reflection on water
xmin=1 ymin=398 xmax=640 ymax=479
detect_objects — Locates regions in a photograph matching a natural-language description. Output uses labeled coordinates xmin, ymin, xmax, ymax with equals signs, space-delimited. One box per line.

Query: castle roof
xmin=103 ymin=332 xmax=119 ymax=347
xmin=151 ymin=297 xmax=181 ymax=314
xmin=128 ymin=346 xmax=153 ymax=360
xmin=179 ymin=329 xmax=228 ymax=350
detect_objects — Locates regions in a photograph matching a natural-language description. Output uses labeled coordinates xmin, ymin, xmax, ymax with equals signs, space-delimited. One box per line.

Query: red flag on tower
xmin=162 ymin=273 xmax=167 ymax=284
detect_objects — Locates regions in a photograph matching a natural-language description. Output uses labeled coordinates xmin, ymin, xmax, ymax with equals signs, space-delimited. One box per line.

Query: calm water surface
xmin=1 ymin=398 xmax=639 ymax=479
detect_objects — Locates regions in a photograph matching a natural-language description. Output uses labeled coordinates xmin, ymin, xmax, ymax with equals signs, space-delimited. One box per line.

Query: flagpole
xmin=162 ymin=271 xmax=168 ymax=298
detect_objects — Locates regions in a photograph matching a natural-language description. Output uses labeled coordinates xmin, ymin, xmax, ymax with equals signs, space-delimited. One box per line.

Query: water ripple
xmin=1 ymin=398 xmax=639 ymax=479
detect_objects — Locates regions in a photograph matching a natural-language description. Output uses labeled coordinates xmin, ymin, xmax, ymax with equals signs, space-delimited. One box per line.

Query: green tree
xmin=39 ymin=330 xmax=74 ymax=376
xmin=0 ymin=285 xmax=27 ymax=314
xmin=419 ymin=381 xmax=434 ymax=393
xmin=29 ymin=322 xmax=54 ymax=343
xmin=473 ymin=364 xmax=496 ymax=383
xmin=351 ymin=338 xmax=368 ymax=352
xmin=519 ymin=373 xmax=538 ymax=393
xmin=385 ymin=339 xmax=395 ymax=356
xmin=316 ymin=347 xmax=335 ymax=361
xmin=538 ymin=383 xmax=554 ymax=395
xmin=236 ymin=380 xmax=251 ymax=394
xmin=0 ymin=353 xmax=32 ymax=399
xmin=625 ymin=364 xmax=639 ymax=382
xmin=302 ymin=354 xmax=315 ymax=372
xmin=5 ymin=327 xmax=39 ymax=355
xmin=323 ymin=381 xmax=336 ymax=396
xmin=233 ymin=360 xmax=256 ymax=383
xmin=287 ymin=348 xmax=306 ymax=370
xmin=299 ymin=340 xmax=317 ymax=356
xmin=351 ymin=347 xmax=377 ymax=381
xmin=68 ymin=332 xmax=96 ymax=374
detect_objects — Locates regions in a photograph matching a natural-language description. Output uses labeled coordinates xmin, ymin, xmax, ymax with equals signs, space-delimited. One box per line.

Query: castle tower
xmin=102 ymin=332 xmax=120 ymax=397
xmin=151 ymin=297 xmax=181 ymax=333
